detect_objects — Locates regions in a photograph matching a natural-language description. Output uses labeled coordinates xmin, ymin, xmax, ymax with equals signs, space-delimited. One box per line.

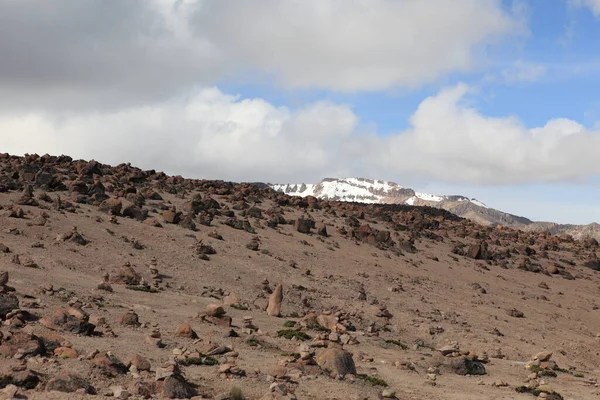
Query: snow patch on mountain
xmin=415 ymin=192 xmax=444 ymax=202
xmin=470 ymin=198 xmax=488 ymax=208
xmin=270 ymin=178 xmax=493 ymax=211
xmin=272 ymin=178 xmax=389 ymax=203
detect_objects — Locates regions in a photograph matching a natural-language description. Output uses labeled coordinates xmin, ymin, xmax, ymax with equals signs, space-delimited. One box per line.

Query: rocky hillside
xmin=271 ymin=178 xmax=600 ymax=240
xmin=1 ymin=153 xmax=600 ymax=399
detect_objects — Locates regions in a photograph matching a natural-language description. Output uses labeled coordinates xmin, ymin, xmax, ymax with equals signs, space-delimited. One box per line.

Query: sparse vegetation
xmin=180 ymin=356 xmax=219 ymax=366
xmin=515 ymin=386 xmax=563 ymax=399
xmin=125 ymin=285 xmax=159 ymax=293
xmin=384 ymin=339 xmax=408 ymax=350
xmin=277 ymin=329 xmax=311 ymax=341
xmin=307 ymin=323 xmax=330 ymax=332
xmin=357 ymin=374 xmax=388 ymax=387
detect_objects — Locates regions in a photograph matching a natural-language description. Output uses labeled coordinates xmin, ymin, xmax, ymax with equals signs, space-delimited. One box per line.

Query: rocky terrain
xmin=1 ymin=153 xmax=600 ymax=399
xmin=271 ymin=178 xmax=600 ymax=240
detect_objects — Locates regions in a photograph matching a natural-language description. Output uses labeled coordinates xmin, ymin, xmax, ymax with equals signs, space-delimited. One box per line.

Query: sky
xmin=1 ymin=0 xmax=600 ymax=224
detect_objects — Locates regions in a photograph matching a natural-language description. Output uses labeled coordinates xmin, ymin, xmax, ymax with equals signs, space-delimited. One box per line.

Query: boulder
xmin=160 ymin=375 xmax=196 ymax=399
xmin=0 ymin=293 xmax=18 ymax=319
xmin=98 ymin=198 xmax=122 ymax=215
xmin=118 ymin=311 xmax=141 ymax=327
xmin=128 ymin=354 xmax=151 ymax=371
xmin=294 ymin=218 xmax=312 ymax=234
xmin=162 ymin=210 xmax=181 ymax=224
xmin=316 ymin=348 xmax=356 ymax=377
xmin=110 ymin=265 xmax=141 ymax=285
xmin=46 ymin=374 xmax=94 ymax=394
xmin=0 ymin=332 xmax=42 ymax=358
xmin=315 ymin=222 xmax=328 ymax=237
xmin=466 ymin=241 xmax=490 ymax=260
xmin=267 ymin=284 xmax=283 ymax=317
xmin=206 ymin=304 xmax=226 ymax=317
xmin=175 ymin=323 xmax=197 ymax=339
xmin=434 ymin=355 xmax=486 ymax=376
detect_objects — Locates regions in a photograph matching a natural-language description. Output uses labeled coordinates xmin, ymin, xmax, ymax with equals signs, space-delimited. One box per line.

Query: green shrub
xmin=357 ymin=374 xmax=388 ymax=387
xmin=125 ymin=285 xmax=159 ymax=293
xmin=277 ymin=329 xmax=311 ymax=341
xmin=180 ymin=356 xmax=219 ymax=366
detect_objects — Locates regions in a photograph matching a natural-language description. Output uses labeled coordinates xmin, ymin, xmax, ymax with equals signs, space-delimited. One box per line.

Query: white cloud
xmin=379 ymin=84 xmax=600 ymax=184
xmin=500 ymin=60 xmax=546 ymax=83
xmin=0 ymin=0 xmax=523 ymax=112
xmin=193 ymin=0 xmax=523 ymax=91
xmin=2 ymin=84 xmax=600 ymax=185
xmin=571 ymin=0 xmax=600 ymax=16
xmin=0 ymin=88 xmax=363 ymax=182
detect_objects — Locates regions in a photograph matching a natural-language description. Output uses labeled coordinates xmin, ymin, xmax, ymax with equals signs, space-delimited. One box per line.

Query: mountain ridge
xmin=270 ymin=177 xmax=600 ymax=240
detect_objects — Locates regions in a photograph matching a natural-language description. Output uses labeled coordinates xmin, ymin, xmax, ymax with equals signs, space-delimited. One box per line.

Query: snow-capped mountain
xmin=268 ymin=177 xmax=600 ymax=239
xmin=269 ymin=177 xmax=538 ymax=228
xmin=270 ymin=177 xmax=487 ymax=208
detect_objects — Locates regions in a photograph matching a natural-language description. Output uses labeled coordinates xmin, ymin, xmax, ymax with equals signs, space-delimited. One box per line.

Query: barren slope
xmin=0 ymin=154 xmax=599 ymax=400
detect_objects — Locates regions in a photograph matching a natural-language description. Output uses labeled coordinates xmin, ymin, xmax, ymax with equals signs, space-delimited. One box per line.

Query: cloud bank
xmin=2 ymin=0 xmax=597 ymax=188
xmin=3 ymin=84 xmax=599 ymax=185
xmin=0 ymin=0 xmax=521 ymax=112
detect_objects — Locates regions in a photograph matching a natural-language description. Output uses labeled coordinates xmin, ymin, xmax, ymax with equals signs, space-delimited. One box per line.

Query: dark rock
xmin=440 ymin=356 xmax=486 ymax=376
xmin=246 ymin=240 xmax=259 ymax=251
xmin=0 ymin=332 xmax=43 ymax=358
xmin=122 ymin=205 xmax=147 ymax=221
xmin=466 ymin=241 xmax=490 ymax=260
xmin=46 ymin=374 xmax=95 ymax=394
xmin=295 ymin=218 xmax=313 ymax=234
xmin=161 ymin=375 xmax=196 ymax=399
xmin=584 ymin=259 xmax=600 ymax=271
xmin=0 ymin=293 xmax=18 ymax=319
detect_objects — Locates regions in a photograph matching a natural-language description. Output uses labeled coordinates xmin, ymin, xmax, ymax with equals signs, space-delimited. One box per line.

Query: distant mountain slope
xmin=270 ymin=177 xmax=600 ymax=240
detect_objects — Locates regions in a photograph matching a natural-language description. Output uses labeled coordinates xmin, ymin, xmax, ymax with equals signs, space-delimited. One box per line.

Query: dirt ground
xmin=1 ymin=155 xmax=600 ymax=400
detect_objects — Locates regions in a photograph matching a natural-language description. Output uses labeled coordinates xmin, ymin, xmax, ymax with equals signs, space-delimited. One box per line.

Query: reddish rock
xmin=162 ymin=209 xmax=181 ymax=224
xmin=98 ymin=198 xmax=122 ymax=215
xmin=117 ymin=311 xmax=141 ymax=327
xmin=316 ymin=348 xmax=357 ymax=377
xmin=0 ymin=332 xmax=42 ymax=358
xmin=128 ymin=354 xmax=151 ymax=371
xmin=175 ymin=323 xmax=197 ymax=339
xmin=54 ymin=346 xmax=78 ymax=358
xmin=466 ymin=241 xmax=490 ymax=260
xmin=206 ymin=304 xmax=226 ymax=317
xmin=92 ymin=353 xmax=128 ymax=374
xmin=110 ymin=265 xmax=141 ymax=285
xmin=267 ymin=284 xmax=283 ymax=317
xmin=294 ymin=218 xmax=312 ymax=234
